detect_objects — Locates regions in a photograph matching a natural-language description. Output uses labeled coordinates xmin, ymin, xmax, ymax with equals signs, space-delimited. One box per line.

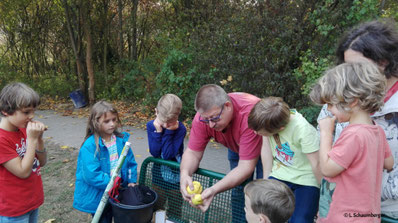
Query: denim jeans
xmin=0 ymin=209 xmax=38 ymax=223
xmin=228 ymin=149 xmax=263 ymax=223
xmin=269 ymin=176 xmax=320 ymax=223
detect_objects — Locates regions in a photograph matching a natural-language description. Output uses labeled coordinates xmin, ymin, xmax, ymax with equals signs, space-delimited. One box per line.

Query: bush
xmin=155 ymin=49 xmax=211 ymax=120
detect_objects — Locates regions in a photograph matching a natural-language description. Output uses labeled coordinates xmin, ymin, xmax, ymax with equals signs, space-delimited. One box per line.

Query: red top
xmin=318 ymin=124 xmax=392 ymax=222
xmin=188 ymin=93 xmax=262 ymax=160
xmin=384 ymin=80 xmax=398 ymax=103
xmin=0 ymin=128 xmax=44 ymax=217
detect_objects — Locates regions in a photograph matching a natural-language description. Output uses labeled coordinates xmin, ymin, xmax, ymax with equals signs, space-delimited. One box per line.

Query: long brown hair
xmin=83 ymin=100 xmax=123 ymax=155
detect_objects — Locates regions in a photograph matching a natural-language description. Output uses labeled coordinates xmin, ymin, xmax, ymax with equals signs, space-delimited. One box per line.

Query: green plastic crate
xmin=382 ymin=215 xmax=398 ymax=223
xmin=139 ymin=157 xmax=247 ymax=223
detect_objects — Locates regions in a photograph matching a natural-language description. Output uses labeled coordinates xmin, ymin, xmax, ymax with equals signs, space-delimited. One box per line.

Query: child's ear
xmin=259 ymin=214 xmax=271 ymax=223
xmin=349 ymin=98 xmax=359 ymax=109
xmin=1 ymin=111 xmax=8 ymax=116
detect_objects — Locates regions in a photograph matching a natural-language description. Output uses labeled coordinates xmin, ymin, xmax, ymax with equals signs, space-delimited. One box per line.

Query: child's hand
xmin=153 ymin=118 xmax=163 ymax=132
xmin=27 ymin=121 xmax=46 ymax=139
xmin=318 ymin=116 xmax=336 ymax=135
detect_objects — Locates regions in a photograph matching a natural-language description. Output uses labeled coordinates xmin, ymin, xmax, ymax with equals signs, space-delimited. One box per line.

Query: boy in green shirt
xmin=248 ymin=96 xmax=321 ymax=223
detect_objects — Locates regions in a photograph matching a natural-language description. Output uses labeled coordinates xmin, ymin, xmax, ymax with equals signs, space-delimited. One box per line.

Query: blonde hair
xmin=194 ymin=84 xmax=230 ymax=113
xmin=310 ymin=62 xmax=386 ymax=113
xmin=84 ymin=100 xmax=122 ymax=154
xmin=0 ymin=82 xmax=40 ymax=116
xmin=156 ymin=94 xmax=182 ymax=122
xmin=248 ymin=97 xmax=290 ymax=134
xmin=244 ymin=179 xmax=295 ymax=223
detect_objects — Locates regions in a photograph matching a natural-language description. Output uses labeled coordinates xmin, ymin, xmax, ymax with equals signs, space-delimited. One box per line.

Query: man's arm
xmin=198 ymin=157 xmax=258 ymax=212
xmin=180 ymin=147 xmax=204 ymax=201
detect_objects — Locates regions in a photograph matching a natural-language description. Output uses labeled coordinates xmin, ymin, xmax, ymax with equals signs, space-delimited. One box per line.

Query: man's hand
xmin=180 ymin=174 xmax=194 ymax=202
xmin=195 ymin=187 xmax=216 ymax=212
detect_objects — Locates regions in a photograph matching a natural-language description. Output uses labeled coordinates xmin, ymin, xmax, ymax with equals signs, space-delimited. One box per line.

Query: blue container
xmin=69 ymin=89 xmax=87 ymax=108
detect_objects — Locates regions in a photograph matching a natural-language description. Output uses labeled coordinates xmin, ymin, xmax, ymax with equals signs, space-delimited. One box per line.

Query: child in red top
xmin=310 ymin=63 xmax=394 ymax=222
xmin=0 ymin=82 xmax=47 ymax=222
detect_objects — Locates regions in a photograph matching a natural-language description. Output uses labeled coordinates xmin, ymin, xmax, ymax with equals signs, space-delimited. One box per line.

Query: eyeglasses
xmin=199 ymin=105 xmax=224 ymax=124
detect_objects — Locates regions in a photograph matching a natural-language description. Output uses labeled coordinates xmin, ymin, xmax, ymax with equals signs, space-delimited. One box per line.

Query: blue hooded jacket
xmin=73 ymin=132 xmax=137 ymax=213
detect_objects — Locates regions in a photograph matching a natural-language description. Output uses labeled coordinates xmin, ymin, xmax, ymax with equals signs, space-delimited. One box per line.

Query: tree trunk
xmin=103 ymin=0 xmax=109 ymax=76
xmin=118 ymin=0 xmax=124 ymax=58
xmin=62 ymin=0 xmax=86 ymax=94
xmin=82 ymin=1 xmax=95 ymax=105
xmin=130 ymin=0 xmax=138 ymax=61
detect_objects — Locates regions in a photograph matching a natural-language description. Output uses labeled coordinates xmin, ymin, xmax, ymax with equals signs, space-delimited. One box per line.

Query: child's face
xmin=4 ymin=106 xmax=35 ymax=130
xmin=254 ymin=129 xmax=273 ymax=137
xmin=158 ymin=117 xmax=178 ymax=129
xmin=327 ymin=104 xmax=350 ymax=123
xmin=98 ymin=112 xmax=118 ymax=139
xmin=245 ymin=195 xmax=260 ymax=223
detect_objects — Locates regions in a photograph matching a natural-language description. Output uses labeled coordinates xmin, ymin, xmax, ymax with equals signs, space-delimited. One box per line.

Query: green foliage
xmin=299 ymin=105 xmax=322 ymax=126
xmin=34 ymin=72 xmax=77 ymax=97
xmin=117 ymin=59 xmax=157 ymax=101
xmin=0 ymin=0 xmax=397 ymax=122
xmin=154 ymin=49 xmax=210 ymax=120
xmin=293 ymin=50 xmax=332 ymax=96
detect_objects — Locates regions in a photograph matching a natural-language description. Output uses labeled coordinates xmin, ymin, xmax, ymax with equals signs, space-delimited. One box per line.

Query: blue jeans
xmin=269 ymin=176 xmax=320 ymax=223
xmin=228 ymin=150 xmax=263 ymax=223
xmin=0 ymin=209 xmax=38 ymax=223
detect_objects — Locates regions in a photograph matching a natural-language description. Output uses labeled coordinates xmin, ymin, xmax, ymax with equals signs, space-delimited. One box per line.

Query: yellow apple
xmin=191 ymin=194 xmax=203 ymax=205
xmin=186 ymin=181 xmax=203 ymax=194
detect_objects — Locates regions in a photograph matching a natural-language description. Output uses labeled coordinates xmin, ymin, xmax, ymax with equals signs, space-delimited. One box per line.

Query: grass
xmin=39 ymin=140 xmax=89 ymax=223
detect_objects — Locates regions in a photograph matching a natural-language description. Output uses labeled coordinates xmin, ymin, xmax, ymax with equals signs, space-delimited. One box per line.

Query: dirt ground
xmin=39 ymin=140 xmax=89 ymax=223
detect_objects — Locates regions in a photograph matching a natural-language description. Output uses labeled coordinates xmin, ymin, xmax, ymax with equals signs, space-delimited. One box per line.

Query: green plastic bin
xmin=139 ymin=157 xmax=247 ymax=223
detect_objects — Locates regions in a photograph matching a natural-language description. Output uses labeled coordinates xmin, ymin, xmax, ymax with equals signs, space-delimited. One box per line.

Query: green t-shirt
xmin=269 ymin=110 xmax=320 ymax=188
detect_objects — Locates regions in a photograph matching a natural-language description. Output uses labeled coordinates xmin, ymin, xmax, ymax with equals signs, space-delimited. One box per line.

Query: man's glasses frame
xmin=199 ymin=105 xmax=224 ymax=124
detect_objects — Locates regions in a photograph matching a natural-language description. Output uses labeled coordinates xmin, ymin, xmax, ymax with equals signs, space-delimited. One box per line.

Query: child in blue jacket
xmin=73 ymin=100 xmax=137 ymax=222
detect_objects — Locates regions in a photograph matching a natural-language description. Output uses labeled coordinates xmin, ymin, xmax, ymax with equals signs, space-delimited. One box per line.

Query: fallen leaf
xmin=61 ymin=145 xmax=68 ymax=149
xmin=136 ymin=137 xmax=143 ymax=140
xmin=69 ymin=183 xmax=74 ymax=187
xmin=44 ymin=219 xmax=56 ymax=223
xmin=39 ymin=115 xmax=44 ymax=118
xmin=147 ymin=149 xmax=149 ymax=153
xmin=63 ymin=159 xmax=69 ymax=163
xmin=136 ymin=154 xmax=142 ymax=158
